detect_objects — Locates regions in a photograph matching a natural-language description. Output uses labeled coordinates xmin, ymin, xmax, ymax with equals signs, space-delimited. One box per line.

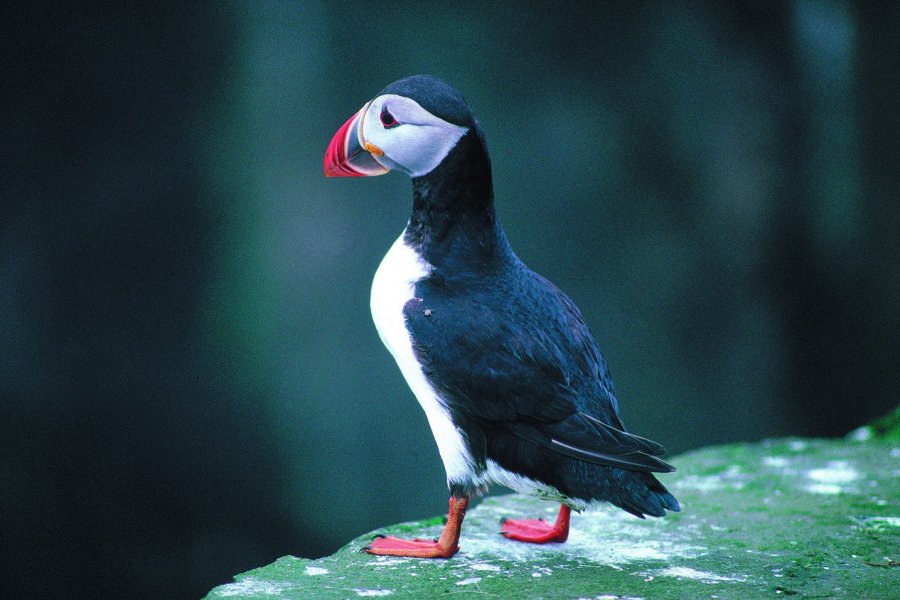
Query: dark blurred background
xmin=2 ymin=1 xmax=898 ymax=598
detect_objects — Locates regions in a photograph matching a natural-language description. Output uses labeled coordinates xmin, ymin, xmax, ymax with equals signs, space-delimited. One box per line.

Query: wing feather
xmin=407 ymin=264 xmax=674 ymax=474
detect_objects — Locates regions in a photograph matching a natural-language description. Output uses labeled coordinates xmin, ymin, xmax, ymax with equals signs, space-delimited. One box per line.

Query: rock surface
xmin=206 ymin=432 xmax=899 ymax=599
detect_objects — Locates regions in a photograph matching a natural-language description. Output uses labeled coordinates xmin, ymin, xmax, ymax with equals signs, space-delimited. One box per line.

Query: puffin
xmin=324 ymin=75 xmax=679 ymax=558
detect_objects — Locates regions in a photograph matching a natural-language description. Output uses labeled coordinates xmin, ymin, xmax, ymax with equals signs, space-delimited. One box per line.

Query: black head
xmin=378 ymin=75 xmax=476 ymax=128
xmin=323 ymin=75 xmax=505 ymax=266
xmin=325 ymin=75 xmax=481 ymax=178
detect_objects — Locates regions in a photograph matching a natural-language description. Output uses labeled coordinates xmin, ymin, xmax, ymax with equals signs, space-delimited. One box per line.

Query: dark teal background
xmin=3 ymin=2 xmax=898 ymax=598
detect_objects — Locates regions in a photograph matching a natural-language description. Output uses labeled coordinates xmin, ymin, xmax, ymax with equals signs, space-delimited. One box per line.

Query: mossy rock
xmin=206 ymin=434 xmax=899 ymax=599
xmin=862 ymin=405 xmax=900 ymax=440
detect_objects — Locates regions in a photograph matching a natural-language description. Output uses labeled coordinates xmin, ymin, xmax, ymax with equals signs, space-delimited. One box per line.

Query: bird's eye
xmin=380 ymin=106 xmax=399 ymax=129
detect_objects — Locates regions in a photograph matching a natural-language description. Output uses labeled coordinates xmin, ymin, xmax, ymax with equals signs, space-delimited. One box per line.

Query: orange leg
xmin=364 ymin=496 xmax=469 ymax=558
xmin=501 ymin=503 xmax=570 ymax=543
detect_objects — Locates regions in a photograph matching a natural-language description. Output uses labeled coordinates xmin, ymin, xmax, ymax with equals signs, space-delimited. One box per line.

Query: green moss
xmin=206 ymin=437 xmax=899 ymax=599
xmin=870 ymin=405 xmax=900 ymax=439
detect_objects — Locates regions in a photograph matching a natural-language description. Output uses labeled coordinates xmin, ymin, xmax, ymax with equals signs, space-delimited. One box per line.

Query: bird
xmin=323 ymin=75 xmax=679 ymax=558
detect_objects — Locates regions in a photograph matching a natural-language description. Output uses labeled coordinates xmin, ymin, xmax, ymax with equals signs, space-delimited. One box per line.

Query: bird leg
xmin=364 ymin=495 xmax=468 ymax=558
xmin=501 ymin=503 xmax=570 ymax=543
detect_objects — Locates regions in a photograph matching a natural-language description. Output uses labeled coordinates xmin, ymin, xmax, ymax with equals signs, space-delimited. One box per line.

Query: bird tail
xmin=611 ymin=471 xmax=680 ymax=518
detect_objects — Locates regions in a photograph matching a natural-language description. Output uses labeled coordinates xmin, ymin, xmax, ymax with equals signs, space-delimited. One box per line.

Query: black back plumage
xmin=396 ymin=75 xmax=679 ymax=517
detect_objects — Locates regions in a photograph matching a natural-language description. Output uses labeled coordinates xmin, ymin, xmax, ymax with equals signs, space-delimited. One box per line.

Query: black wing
xmin=406 ymin=266 xmax=673 ymax=474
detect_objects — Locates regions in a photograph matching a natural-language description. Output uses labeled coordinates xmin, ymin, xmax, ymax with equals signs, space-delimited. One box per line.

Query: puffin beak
xmin=323 ymin=103 xmax=390 ymax=177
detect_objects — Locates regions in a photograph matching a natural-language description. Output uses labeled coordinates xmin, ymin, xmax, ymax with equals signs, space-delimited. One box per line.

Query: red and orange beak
xmin=323 ymin=103 xmax=390 ymax=177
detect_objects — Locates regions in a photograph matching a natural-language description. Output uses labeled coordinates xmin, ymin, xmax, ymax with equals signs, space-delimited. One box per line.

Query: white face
xmin=358 ymin=94 xmax=469 ymax=178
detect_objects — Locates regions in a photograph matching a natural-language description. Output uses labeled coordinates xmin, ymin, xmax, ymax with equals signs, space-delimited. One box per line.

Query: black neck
xmin=405 ymin=126 xmax=510 ymax=271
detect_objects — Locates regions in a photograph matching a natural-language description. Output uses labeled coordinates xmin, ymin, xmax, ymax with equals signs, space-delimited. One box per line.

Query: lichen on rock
xmin=206 ymin=430 xmax=900 ymax=599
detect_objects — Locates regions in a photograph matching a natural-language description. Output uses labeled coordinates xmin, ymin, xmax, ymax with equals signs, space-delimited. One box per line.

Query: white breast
xmin=370 ymin=230 xmax=476 ymax=487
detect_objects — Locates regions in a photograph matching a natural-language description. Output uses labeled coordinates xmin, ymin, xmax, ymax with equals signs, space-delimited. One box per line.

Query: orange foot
xmin=363 ymin=496 xmax=468 ymax=559
xmin=501 ymin=504 xmax=570 ymax=543
xmin=364 ymin=535 xmax=458 ymax=558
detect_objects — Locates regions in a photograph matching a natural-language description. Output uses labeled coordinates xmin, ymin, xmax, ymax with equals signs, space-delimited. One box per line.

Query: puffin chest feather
xmin=369 ymin=230 xmax=477 ymax=486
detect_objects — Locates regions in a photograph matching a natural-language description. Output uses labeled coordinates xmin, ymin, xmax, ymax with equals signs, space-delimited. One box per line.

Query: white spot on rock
xmin=367 ymin=557 xmax=410 ymax=567
xmin=456 ymin=577 xmax=482 ymax=586
xmin=470 ymin=562 xmax=501 ymax=572
xmin=763 ymin=456 xmax=789 ymax=468
xmin=675 ymin=465 xmax=746 ymax=493
xmin=657 ymin=566 xmax=746 ymax=583
xmin=353 ymin=589 xmax=394 ymax=597
xmin=304 ymin=566 xmax=329 ymax=576
xmin=805 ymin=460 xmax=859 ymax=494
xmin=808 ymin=461 xmax=858 ymax=483
xmin=619 ymin=546 xmax=668 ymax=561
xmin=860 ymin=516 xmax=900 ymax=529
xmin=847 ymin=426 xmax=873 ymax=441
xmin=805 ymin=483 xmax=843 ymax=495
xmin=214 ymin=577 xmax=286 ymax=596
